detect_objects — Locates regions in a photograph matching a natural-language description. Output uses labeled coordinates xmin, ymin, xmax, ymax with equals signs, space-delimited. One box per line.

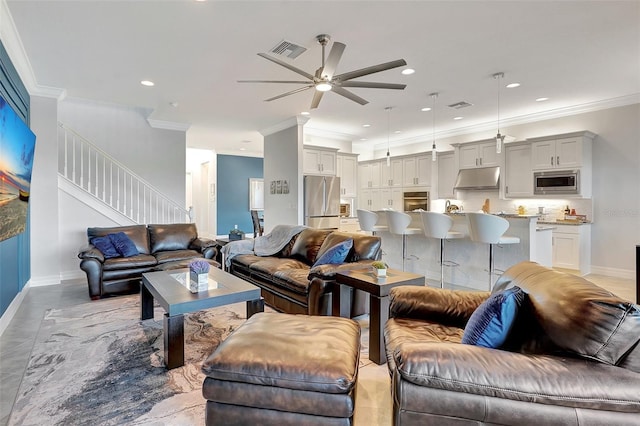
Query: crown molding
xmin=259 ymin=115 xmax=310 ymax=136
xmin=146 ymin=118 xmax=190 ymax=132
xmin=304 ymin=126 xmax=355 ymax=141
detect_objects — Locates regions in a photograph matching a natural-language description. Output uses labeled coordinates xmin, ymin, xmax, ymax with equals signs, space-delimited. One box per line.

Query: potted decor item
xmin=189 ymin=259 xmax=210 ymax=292
xmin=371 ymin=261 xmax=388 ymax=277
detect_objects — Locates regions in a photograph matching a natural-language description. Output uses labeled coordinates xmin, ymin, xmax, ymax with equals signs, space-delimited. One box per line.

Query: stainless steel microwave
xmin=534 ymin=170 xmax=579 ymax=195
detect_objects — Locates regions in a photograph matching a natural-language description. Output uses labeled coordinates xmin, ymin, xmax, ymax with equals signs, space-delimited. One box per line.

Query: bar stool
xmin=420 ymin=211 xmax=463 ymax=288
xmin=466 ymin=212 xmax=520 ymax=290
xmin=356 ymin=209 xmax=388 ymax=235
xmin=386 ymin=211 xmax=422 ymax=271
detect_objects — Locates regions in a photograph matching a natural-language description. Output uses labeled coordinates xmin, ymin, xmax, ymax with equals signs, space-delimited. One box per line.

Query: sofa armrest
xmin=389 ymin=286 xmax=489 ymax=326
xmin=308 ymin=260 xmax=375 ymax=279
xmin=189 ymin=237 xmax=218 ymax=259
xmin=393 ymin=342 xmax=640 ymax=411
xmin=78 ymin=245 xmax=105 ymax=263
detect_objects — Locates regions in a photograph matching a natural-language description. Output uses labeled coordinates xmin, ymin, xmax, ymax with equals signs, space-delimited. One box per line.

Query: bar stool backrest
xmin=420 ymin=211 xmax=454 ymax=239
xmin=386 ymin=211 xmax=412 ymax=235
xmin=357 ymin=209 xmax=379 ymax=232
xmin=466 ymin=212 xmax=509 ymax=244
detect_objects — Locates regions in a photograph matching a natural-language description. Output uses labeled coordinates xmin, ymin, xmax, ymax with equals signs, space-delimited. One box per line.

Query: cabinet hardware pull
xmin=556 ymin=156 xmax=560 ymax=165
xmin=551 ymin=156 xmax=553 ymax=166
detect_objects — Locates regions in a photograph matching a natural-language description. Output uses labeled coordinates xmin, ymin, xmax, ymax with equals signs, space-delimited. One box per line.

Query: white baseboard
xmin=60 ymin=270 xmax=85 ymax=281
xmin=589 ymin=265 xmax=635 ymax=280
xmin=0 ymin=282 xmax=31 ymax=337
xmin=29 ymin=275 xmax=62 ymax=287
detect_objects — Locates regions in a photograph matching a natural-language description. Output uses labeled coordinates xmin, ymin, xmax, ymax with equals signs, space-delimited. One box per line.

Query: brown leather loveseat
xmin=228 ymin=228 xmax=382 ymax=316
xmin=79 ymin=223 xmax=217 ymax=299
xmin=384 ymin=261 xmax=640 ymax=425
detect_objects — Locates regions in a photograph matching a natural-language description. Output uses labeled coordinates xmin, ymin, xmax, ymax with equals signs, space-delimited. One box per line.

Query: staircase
xmin=57 ymin=122 xmax=191 ymax=225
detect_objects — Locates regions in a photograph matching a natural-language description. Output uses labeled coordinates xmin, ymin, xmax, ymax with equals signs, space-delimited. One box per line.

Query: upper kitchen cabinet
xmin=359 ymin=160 xmax=382 ymax=188
xmin=336 ymin=153 xmax=358 ymax=198
xmin=303 ymin=146 xmax=337 ymax=176
xmin=380 ymin=157 xmax=403 ymax=187
xmin=403 ymin=154 xmax=432 ymax=187
xmin=529 ymin=131 xmax=595 ymax=171
xmin=437 ymin=151 xmax=456 ymax=199
xmin=504 ymin=142 xmax=533 ymax=198
xmin=458 ymin=140 xmax=499 ymax=169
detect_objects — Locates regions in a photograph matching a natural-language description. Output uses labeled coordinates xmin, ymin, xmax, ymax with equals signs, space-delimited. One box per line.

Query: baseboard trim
xmin=0 ymin=282 xmax=31 ymax=337
xmin=589 ymin=266 xmax=635 ymax=280
xmin=60 ymin=270 xmax=85 ymax=281
xmin=29 ymin=275 xmax=62 ymax=287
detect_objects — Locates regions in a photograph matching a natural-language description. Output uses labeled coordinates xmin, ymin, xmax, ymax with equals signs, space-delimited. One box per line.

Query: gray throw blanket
xmin=221 ymin=224 xmax=307 ymax=267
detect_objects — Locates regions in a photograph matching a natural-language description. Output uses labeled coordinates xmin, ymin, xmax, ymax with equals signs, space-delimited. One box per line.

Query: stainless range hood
xmin=453 ymin=166 xmax=500 ymax=190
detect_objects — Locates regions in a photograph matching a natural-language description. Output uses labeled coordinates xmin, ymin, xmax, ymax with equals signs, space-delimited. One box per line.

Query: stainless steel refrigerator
xmin=304 ymin=175 xmax=341 ymax=229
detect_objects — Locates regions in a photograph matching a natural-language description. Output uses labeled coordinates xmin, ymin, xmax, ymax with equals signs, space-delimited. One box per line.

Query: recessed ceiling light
xmin=421 ymin=107 xmax=432 ymax=112
xmin=401 ymin=68 xmax=415 ymax=75
xmin=300 ymin=111 xmax=310 ymax=116
xmin=394 ymin=130 xmax=402 ymax=134
xmin=169 ymin=102 xmax=179 ymax=107
xmin=453 ymin=116 xmax=464 ymax=120
xmin=506 ymin=83 xmax=520 ymax=88
xmin=241 ymin=140 xmax=251 ymax=144
xmin=362 ymin=124 xmax=371 ymax=128
xmin=140 ymin=80 xmax=154 ymax=87
xmin=360 ymin=138 xmax=368 ymax=141
xmin=536 ymin=97 xmax=549 ymax=102
xmin=239 ymin=147 xmax=246 ymax=151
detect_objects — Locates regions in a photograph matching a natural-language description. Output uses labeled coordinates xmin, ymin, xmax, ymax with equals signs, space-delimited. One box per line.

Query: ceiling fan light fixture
xmin=315 ymin=82 xmax=332 ymax=92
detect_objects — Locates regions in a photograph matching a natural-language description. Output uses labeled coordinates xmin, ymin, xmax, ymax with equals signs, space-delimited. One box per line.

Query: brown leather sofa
xmin=384 ymin=261 xmax=640 ymax=425
xmin=229 ymin=228 xmax=382 ymax=316
xmin=78 ymin=223 xmax=217 ymax=299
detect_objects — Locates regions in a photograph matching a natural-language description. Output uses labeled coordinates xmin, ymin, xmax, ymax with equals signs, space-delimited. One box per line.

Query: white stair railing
xmin=57 ymin=122 xmax=191 ymax=224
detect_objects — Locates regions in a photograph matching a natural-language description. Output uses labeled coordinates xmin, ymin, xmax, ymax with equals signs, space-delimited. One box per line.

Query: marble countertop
xmin=538 ymin=220 xmax=592 ymax=226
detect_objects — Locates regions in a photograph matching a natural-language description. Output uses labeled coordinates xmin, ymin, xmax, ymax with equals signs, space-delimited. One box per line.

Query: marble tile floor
xmin=0 ymin=272 xmax=635 ymax=426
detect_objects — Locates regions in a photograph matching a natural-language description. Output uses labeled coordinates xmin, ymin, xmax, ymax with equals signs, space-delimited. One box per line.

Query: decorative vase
xmin=190 ymin=271 xmax=209 ymax=293
xmin=376 ymin=268 xmax=387 ymax=278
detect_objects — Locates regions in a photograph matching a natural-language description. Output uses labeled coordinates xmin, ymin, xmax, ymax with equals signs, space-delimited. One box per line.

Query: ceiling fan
xmin=238 ymin=34 xmax=408 ymax=109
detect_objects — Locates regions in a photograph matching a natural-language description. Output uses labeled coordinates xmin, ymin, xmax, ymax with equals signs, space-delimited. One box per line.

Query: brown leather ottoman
xmin=201 ymin=312 xmax=361 ymax=426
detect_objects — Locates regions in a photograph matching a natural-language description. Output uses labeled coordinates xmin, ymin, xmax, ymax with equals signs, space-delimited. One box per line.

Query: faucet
xmin=445 ymin=200 xmax=451 ymax=212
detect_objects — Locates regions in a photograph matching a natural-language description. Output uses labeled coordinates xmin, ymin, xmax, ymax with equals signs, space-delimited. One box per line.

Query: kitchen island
xmin=377 ymin=212 xmax=549 ymax=290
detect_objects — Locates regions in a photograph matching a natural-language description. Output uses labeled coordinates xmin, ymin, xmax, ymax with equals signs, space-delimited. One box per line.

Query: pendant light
xmin=385 ymin=106 xmax=392 ymax=167
xmin=493 ymin=72 xmax=505 ymax=154
xmin=430 ymin=92 xmax=438 ymax=161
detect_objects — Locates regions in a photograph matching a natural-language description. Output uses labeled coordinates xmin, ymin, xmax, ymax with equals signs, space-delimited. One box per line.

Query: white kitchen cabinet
xmin=504 ymin=143 xmax=533 ymax=197
xmin=303 ymin=147 xmax=337 ymax=175
xmin=336 ymin=153 xmax=358 ymax=197
xmin=437 ymin=152 xmax=456 ymax=199
xmin=530 ymin=134 xmax=592 ymax=170
xmin=403 ymin=154 xmax=432 ymax=187
xmin=379 ymin=187 xmax=403 ymax=210
xmin=358 ymin=161 xmax=382 ymax=188
xmin=359 ymin=188 xmax=383 ymax=210
xmin=380 ymin=157 xmax=403 ymax=187
xmin=552 ymin=224 xmax=591 ymax=274
xmin=458 ymin=141 xmax=499 ymax=169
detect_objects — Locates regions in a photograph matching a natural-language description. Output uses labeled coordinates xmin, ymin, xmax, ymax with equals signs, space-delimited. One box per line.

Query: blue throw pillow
xmin=462 ymin=286 xmax=526 ymax=348
xmin=90 ymin=235 xmax=120 ymax=259
xmin=109 ymin=232 xmax=139 ymax=258
xmin=312 ymin=239 xmax=353 ymax=268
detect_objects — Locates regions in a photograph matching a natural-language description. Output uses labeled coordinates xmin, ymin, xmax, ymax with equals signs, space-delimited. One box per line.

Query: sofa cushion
xmin=102 ymin=254 xmax=157 ymax=271
xmin=109 ymin=232 xmax=139 ymax=257
xmin=271 ymin=269 xmax=314 ymax=295
xmin=250 ymin=257 xmax=309 ymax=276
xmin=154 ymin=249 xmax=202 ymax=264
xmin=313 ymin=239 xmax=353 ymax=267
xmin=462 ymin=286 xmax=526 ymax=348
xmin=87 ymin=224 xmax=150 ymax=255
xmin=90 ymin=235 xmax=120 ymax=259
xmin=289 ymin=229 xmax=332 ymax=265
xmin=494 ymin=261 xmax=640 ymax=366
xmin=148 ymin=223 xmax=197 ymax=254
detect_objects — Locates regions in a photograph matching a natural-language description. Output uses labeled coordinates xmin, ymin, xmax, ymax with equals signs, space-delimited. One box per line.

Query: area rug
xmin=8 ymin=295 xmax=371 ymax=426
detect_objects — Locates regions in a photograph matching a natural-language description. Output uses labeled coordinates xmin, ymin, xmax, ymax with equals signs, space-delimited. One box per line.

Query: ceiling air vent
xmin=448 ymin=101 xmax=473 ymax=109
xmin=270 ymin=40 xmax=307 ymax=59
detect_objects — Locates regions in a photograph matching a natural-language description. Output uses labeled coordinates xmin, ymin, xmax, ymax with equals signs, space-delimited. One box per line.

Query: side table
xmin=335 ymin=269 xmax=424 ymax=365
xmin=215 ymin=238 xmax=230 ymax=270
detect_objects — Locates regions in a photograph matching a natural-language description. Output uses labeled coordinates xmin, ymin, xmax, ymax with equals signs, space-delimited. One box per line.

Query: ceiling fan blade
xmin=331 ymin=86 xmax=369 ymax=105
xmin=238 ymin=80 xmax=312 ymax=84
xmin=334 ymin=59 xmax=408 ymax=82
xmin=340 ymin=81 xmax=406 ymax=90
xmin=310 ymin=90 xmax=324 ymax=109
xmin=257 ymin=53 xmax=315 ymax=80
xmin=265 ymin=85 xmax=313 ymax=102
xmin=321 ymin=42 xmax=346 ymax=80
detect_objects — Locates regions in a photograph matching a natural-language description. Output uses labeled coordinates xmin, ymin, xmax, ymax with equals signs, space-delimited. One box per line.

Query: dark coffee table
xmin=141 ymin=267 xmax=263 ymax=369
xmin=334 ymin=268 xmax=424 ymax=365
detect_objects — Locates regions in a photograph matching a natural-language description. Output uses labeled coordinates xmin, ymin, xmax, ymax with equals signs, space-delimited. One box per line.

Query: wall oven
xmin=403 ymin=191 xmax=430 ymax=212
xmin=534 ymin=170 xmax=579 ymax=195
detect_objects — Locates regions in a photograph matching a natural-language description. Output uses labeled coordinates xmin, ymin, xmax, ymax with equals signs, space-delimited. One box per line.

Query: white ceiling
xmin=6 ymin=1 xmax=640 ymax=156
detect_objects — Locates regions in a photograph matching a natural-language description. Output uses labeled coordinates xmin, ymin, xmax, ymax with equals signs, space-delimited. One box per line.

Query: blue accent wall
xmin=0 ymin=40 xmax=31 ymax=317
xmin=217 ymin=155 xmax=263 ymax=236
